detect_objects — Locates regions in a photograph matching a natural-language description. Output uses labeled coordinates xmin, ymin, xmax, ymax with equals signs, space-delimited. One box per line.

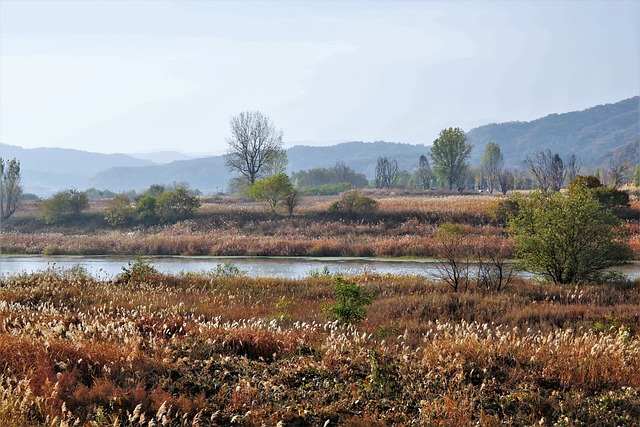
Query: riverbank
xmin=2 ymin=194 xmax=639 ymax=259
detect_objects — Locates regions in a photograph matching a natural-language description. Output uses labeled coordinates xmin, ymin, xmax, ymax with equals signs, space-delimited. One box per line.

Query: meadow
xmin=1 ymin=265 xmax=639 ymax=426
xmin=2 ymin=192 xmax=639 ymax=259
xmin=1 ymin=192 xmax=639 ymax=426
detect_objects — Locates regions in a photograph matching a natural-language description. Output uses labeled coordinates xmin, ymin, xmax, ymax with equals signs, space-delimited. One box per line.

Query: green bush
xmin=38 ymin=189 xmax=89 ymax=224
xmin=135 ymin=195 xmax=158 ymax=225
xmin=155 ymin=188 xmax=201 ymax=222
xmin=117 ymin=257 xmax=158 ymax=283
xmin=324 ymin=277 xmax=374 ymax=324
xmin=329 ymin=190 xmax=377 ymax=214
xmin=104 ymin=194 xmax=134 ymax=226
xmin=510 ymin=188 xmax=631 ymax=284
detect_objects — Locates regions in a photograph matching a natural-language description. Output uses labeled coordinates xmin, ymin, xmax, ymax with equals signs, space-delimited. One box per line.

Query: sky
xmin=1 ymin=0 xmax=639 ymax=156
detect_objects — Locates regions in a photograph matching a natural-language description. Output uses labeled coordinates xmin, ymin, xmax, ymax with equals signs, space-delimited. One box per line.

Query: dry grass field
xmin=2 ymin=192 xmax=638 ymax=259
xmin=1 ymin=266 xmax=639 ymax=426
xmin=1 ymin=192 xmax=639 ymax=425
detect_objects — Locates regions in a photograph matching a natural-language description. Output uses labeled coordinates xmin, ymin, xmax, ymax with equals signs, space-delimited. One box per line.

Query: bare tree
xmin=434 ymin=223 xmax=471 ymax=292
xmin=608 ymin=160 xmax=631 ymax=187
xmin=225 ymin=111 xmax=284 ymax=185
xmin=549 ymin=153 xmax=566 ymax=192
xmin=523 ymin=149 xmax=566 ymax=192
xmin=375 ymin=156 xmax=398 ymax=189
xmin=416 ymin=155 xmax=433 ymax=189
xmin=498 ymin=169 xmax=514 ymax=195
xmin=566 ymin=154 xmax=582 ymax=184
xmin=0 ymin=157 xmax=23 ymax=220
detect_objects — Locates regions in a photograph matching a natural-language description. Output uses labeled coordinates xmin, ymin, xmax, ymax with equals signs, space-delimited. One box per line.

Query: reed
xmin=1 ymin=267 xmax=638 ymax=425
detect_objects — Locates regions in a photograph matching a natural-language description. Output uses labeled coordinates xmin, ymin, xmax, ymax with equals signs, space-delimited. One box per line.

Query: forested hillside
xmin=467 ymin=96 xmax=639 ymax=167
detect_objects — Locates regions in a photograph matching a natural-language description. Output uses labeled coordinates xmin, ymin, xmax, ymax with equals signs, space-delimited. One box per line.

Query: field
xmin=1 ymin=265 xmax=639 ymax=426
xmin=3 ymin=192 xmax=640 ymax=259
xmin=1 ymin=192 xmax=640 ymax=426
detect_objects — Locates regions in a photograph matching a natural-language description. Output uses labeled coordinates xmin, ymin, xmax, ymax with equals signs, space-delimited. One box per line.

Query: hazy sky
xmin=1 ymin=0 xmax=639 ymax=155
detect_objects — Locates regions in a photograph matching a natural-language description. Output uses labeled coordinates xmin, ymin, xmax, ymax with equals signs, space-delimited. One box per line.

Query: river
xmin=1 ymin=255 xmax=639 ymax=280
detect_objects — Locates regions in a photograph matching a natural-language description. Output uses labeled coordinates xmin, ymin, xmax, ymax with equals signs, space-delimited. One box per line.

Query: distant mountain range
xmin=466 ymin=96 xmax=639 ymax=168
xmin=1 ymin=96 xmax=637 ymax=196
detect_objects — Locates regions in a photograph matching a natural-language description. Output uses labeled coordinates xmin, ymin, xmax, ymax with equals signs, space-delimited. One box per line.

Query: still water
xmin=1 ymin=255 xmax=639 ymax=280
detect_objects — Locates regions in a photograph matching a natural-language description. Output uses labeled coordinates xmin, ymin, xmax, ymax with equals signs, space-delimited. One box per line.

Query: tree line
xmin=1 ymin=110 xmax=639 ymax=221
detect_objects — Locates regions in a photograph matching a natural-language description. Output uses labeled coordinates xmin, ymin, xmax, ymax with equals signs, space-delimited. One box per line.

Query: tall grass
xmin=1 ymin=267 xmax=639 ymax=425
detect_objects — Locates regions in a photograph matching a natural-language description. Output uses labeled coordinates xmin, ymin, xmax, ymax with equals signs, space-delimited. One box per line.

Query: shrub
xmin=329 ymin=190 xmax=377 ymax=214
xmin=324 ymin=277 xmax=374 ymax=324
xmin=568 ymin=175 xmax=630 ymax=210
xmin=104 ymin=194 xmax=134 ymax=227
xmin=510 ymin=188 xmax=632 ymax=284
xmin=38 ymin=189 xmax=89 ymax=224
xmin=117 ymin=257 xmax=159 ymax=283
xmin=135 ymin=195 xmax=158 ymax=225
xmin=489 ymin=196 xmax=520 ymax=225
xmin=155 ymin=188 xmax=201 ymax=222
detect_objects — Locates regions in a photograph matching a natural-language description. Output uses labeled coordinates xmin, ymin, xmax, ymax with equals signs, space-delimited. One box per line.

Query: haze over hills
xmin=467 ymin=96 xmax=639 ymax=168
xmin=1 ymin=96 xmax=638 ymax=196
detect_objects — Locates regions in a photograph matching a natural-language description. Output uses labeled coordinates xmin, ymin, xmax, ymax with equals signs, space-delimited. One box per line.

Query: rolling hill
xmin=2 ymin=96 xmax=638 ymax=196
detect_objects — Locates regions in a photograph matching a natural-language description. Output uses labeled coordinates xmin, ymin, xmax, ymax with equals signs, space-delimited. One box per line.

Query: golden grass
xmin=1 ymin=267 xmax=639 ymax=425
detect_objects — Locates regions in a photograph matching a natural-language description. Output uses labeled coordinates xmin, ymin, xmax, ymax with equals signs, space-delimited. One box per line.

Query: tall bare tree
xmin=566 ymin=154 xmax=582 ymax=184
xmin=416 ymin=154 xmax=433 ymax=189
xmin=225 ymin=111 xmax=284 ymax=185
xmin=523 ymin=149 xmax=566 ymax=192
xmin=0 ymin=157 xmax=23 ymax=220
xmin=375 ymin=156 xmax=398 ymax=189
xmin=608 ymin=160 xmax=631 ymax=187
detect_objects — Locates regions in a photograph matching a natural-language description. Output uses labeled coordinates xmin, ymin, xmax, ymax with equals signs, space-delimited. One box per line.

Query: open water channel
xmin=1 ymin=255 xmax=639 ymax=280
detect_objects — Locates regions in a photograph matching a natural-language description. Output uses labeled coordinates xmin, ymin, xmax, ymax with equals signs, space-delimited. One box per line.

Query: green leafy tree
xmin=634 ymin=164 xmax=640 ymax=187
xmin=325 ymin=277 xmax=374 ymax=324
xmin=143 ymin=184 xmax=166 ymax=197
xmin=0 ymin=157 xmax=23 ymax=220
xmin=479 ymin=142 xmax=504 ymax=193
xmin=568 ymin=175 xmax=629 ymax=210
xmin=38 ymin=189 xmax=89 ymax=224
xmin=104 ymin=194 xmax=134 ymax=226
xmin=135 ymin=195 xmax=158 ymax=225
xmin=430 ymin=127 xmax=473 ymax=190
xmin=510 ymin=188 xmax=631 ymax=284
xmin=249 ymin=173 xmax=294 ymax=214
xmin=155 ymin=188 xmax=201 ymax=222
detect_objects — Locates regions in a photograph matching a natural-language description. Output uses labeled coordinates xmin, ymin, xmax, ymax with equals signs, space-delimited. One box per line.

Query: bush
xmin=155 ymin=188 xmax=201 ymax=222
xmin=329 ymin=190 xmax=377 ymax=214
xmin=489 ymin=197 xmax=520 ymax=225
xmin=135 ymin=195 xmax=158 ymax=225
xmin=324 ymin=277 xmax=374 ymax=324
xmin=38 ymin=189 xmax=89 ymax=224
xmin=117 ymin=257 xmax=159 ymax=283
xmin=510 ymin=188 xmax=632 ymax=284
xmin=104 ymin=194 xmax=134 ymax=227
xmin=568 ymin=175 xmax=630 ymax=210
